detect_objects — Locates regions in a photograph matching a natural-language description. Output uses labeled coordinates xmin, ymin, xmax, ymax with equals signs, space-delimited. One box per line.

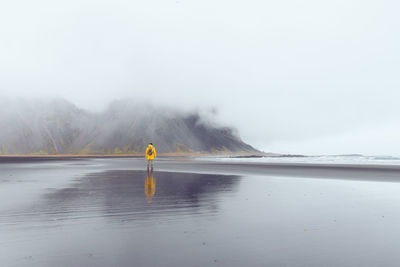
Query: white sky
xmin=1 ymin=0 xmax=400 ymax=156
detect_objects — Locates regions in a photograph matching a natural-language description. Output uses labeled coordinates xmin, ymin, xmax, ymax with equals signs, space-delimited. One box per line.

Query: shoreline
xmin=0 ymin=152 xmax=265 ymax=162
xmin=2 ymin=156 xmax=400 ymax=182
xmin=150 ymin=159 xmax=400 ymax=182
xmin=1 ymin=155 xmax=400 ymax=169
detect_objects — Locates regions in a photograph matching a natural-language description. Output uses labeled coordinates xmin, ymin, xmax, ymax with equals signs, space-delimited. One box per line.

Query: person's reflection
xmin=145 ymin=166 xmax=156 ymax=203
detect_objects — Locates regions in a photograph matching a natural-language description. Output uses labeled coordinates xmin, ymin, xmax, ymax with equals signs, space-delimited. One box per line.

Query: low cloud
xmin=1 ymin=0 xmax=399 ymax=155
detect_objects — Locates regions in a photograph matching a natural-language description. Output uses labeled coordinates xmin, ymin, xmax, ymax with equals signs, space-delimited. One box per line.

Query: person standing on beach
xmin=145 ymin=143 xmax=157 ymax=169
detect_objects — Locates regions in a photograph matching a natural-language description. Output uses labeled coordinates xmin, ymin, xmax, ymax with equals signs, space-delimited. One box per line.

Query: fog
xmin=1 ymin=0 xmax=399 ymax=155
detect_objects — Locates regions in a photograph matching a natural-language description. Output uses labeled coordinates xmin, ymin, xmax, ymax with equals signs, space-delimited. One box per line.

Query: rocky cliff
xmin=0 ymin=98 xmax=258 ymax=155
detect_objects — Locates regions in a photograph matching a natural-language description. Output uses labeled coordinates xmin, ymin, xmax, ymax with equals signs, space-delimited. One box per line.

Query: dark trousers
xmin=147 ymin=159 xmax=154 ymax=169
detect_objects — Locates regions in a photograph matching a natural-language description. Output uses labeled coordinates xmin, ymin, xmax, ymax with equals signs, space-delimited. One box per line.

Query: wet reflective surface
xmin=2 ymin=159 xmax=400 ymax=266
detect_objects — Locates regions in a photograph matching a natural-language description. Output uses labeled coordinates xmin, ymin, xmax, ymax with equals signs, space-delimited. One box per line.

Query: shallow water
xmin=1 ymin=159 xmax=400 ymax=266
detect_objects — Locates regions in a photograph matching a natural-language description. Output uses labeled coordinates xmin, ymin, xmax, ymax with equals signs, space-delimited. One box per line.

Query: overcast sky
xmin=1 ymin=0 xmax=399 ymax=155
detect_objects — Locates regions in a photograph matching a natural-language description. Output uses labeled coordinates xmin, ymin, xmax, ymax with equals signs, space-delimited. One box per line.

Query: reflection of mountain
xmin=0 ymin=98 xmax=258 ymax=154
xmin=43 ymin=170 xmax=241 ymax=221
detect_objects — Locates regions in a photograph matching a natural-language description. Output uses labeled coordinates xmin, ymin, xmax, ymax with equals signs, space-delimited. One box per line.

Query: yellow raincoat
xmin=145 ymin=144 xmax=157 ymax=160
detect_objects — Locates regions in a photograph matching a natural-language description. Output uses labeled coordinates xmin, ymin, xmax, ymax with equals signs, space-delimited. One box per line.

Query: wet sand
xmin=2 ymin=158 xmax=400 ymax=266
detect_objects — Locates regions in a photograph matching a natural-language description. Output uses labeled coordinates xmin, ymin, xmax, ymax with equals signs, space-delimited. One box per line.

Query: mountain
xmin=0 ymin=98 xmax=258 ymax=155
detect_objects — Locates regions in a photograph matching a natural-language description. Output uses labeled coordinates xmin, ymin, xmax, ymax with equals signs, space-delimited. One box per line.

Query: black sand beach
xmin=1 ymin=158 xmax=400 ymax=266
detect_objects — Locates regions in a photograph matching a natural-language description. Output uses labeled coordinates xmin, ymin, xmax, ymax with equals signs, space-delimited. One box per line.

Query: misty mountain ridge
xmin=0 ymin=98 xmax=258 ymax=155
